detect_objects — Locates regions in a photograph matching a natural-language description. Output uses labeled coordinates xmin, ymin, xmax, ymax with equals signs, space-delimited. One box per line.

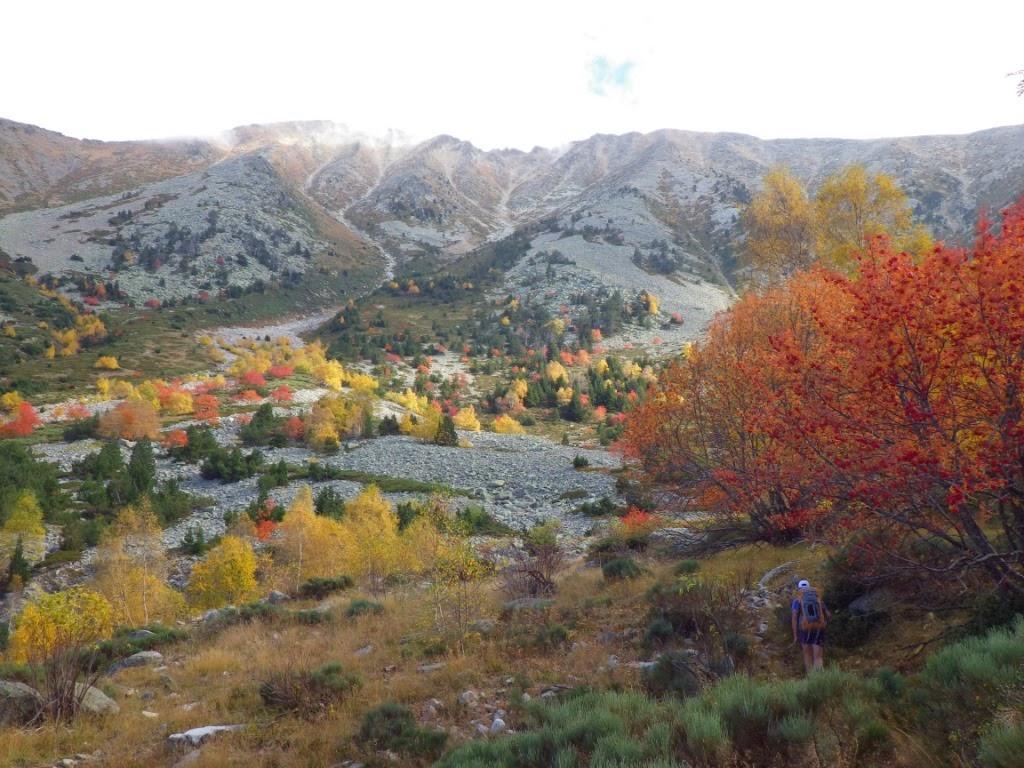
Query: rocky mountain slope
xmin=2 ymin=117 xmax=1023 ymax=315
xmin=0 ymin=118 xmax=222 ymax=214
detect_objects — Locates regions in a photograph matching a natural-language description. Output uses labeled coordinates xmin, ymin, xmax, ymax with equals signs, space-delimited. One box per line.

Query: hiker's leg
xmin=801 ymin=644 xmax=814 ymax=674
xmin=812 ymin=643 xmax=824 ymax=670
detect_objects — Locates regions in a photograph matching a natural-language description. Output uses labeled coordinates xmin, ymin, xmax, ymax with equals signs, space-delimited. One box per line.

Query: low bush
xmin=675 ymin=558 xmax=700 ymax=575
xmin=260 ymin=661 xmax=361 ymax=718
xmin=644 ymin=616 xmax=674 ymax=647
xmin=358 ymin=703 xmax=448 ymax=758
xmin=62 ymin=416 xmax=99 ymax=442
xmin=602 ymin=556 xmax=643 ymax=582
xmin=457 ymin=505 xmax=513 ymax=536
xmin=572 ymin=454 xmax=590 ymax=469
xmin=346 ymin=599 xmax=384 ymax=619
xmin=298 ymin=576 xmax=354 ymax=600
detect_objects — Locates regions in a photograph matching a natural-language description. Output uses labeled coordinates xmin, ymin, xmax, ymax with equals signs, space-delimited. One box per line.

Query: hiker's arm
xmin=791 ymin=607 xmax=798 ymax=642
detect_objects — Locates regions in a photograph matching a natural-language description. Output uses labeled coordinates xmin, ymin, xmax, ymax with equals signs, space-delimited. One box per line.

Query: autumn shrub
xmin=259 ymin=662 xmax=361 ymax=718
xmin=298 ymin=576 xmax=354 ymax=600
xmin=9 ymin=587 xmax=115 ymax=722
xmin=98 ymin=399 xmax=160 ymax=441
xmin=358 ymin=702 xmax=448 ymax=758
xmin=187 ymin=535 xmax=258 ymax=610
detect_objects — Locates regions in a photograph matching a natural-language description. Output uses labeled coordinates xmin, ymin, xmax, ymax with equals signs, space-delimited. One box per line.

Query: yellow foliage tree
xmin=814 ymin=164 xmax=931 ymax=269
xmin=510 ymin=379 xmax=529 ymax=400
xmin=187 ymin=535 xmax=258 ymax=610
xmin=93 ymin=502 xmax=184 ymax=626
xmin=743 ymin=164 xmax=932 ymax=279
xmin=742 ymin=166 xmax=817 ymax=278
xmin=94 ymin=356 xmax=119 ymax=370
xmin=44 ymin=345 xmax=56 ymax=360
xmin=276 ymin=485 xmax=351 ymax=591
xmin=594 ymin=358 xmax=610 ymax=377
xmin=492 ymin=414 xmax=525 ymax=434
xmin=401 ymin=405 xmax=442 ymax=440
xmin=52 ymin=327 xmax=80 ymax=357
xmin=2 ymin=490 xmax=46 ymax=564
xmin=2 ymin=324 xmax=15 ymax=338
xmin=340 ymin=485 xmax=403 ymax=592
xmin=10 ymin=587 xmax=114 ymax=665
xmin=642 ymin=292 xmax=659 ymax=315
xmin=453 ymin=405 xmax=481 ymax=432
xmin=0 ymin=391 xmax=23 ymax=413
xmin=556 ymin=387 xmax=574 ymax=407
xmin=545 ymin=360 xmax=568 ymax=383
xmin=430 ymin=539 xmax=489 ymax=641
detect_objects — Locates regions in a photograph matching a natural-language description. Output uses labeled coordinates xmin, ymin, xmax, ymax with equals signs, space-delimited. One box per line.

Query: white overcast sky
xmin=4 ymin=0 xmax=1023 ymax=150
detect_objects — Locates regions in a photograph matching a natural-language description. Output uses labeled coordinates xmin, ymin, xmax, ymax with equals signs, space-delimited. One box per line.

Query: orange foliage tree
xmin=626 ymin=200 xmax=1024 ymax=592
xmin=0 ymin=402 xmax=41 ymax=438
xmin=98 ymin=399 xmax=160 ymax=441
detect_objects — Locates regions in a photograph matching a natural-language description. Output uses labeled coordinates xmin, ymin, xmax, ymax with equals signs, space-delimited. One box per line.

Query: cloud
xmin=588 ymin=56 xmax=635 ymax=96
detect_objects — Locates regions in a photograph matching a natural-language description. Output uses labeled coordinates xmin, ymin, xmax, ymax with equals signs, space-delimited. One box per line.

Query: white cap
xmin=797 ymin=579 xmax=810 ymax=589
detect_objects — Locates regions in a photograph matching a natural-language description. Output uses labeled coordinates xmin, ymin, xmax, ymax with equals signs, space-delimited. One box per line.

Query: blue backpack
xmin=799 ymin=588 xmax=827 ymax=631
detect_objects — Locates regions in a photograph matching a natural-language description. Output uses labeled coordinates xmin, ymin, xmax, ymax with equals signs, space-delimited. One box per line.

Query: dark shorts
xmin=799 ymin=628 xmax=826 ymax=646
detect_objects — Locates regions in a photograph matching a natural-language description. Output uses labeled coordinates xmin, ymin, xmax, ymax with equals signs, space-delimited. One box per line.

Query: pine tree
xmin=127 ymin=439 xmax=156 ymax=498
xmin=3 ymin=536 xmax=31 ymax=594
xmin=434 ymin=414 xmax=458 ymax=446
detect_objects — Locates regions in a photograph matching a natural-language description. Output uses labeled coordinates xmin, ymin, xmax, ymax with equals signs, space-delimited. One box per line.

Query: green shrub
xmin=675 ymin=558 xmax=700 ymax=575
xmin=723 ymin=631 xmax=750 ymax=660
xmin=642 ymin=651 xmax=702 ymax=699
xmin=772 ymin=713 xmax=814 ymax=744
xmin=457 ymin=505 xmax=514 ymax=536
xmin=602 ymin=557 xmax=642 ymax=582
xmin=679 ymin=700 xmax=728 ymax=760
xmin=359 ymin=703 xmax=447 ymax=757
xmin=979 ymin=722 xmax=1024 ymax=768
xmin=295 ymin=608 xmax=331 ymax=625
xmin=572 ymin=454 xmax=590 ymax=469
xmin=346 ymin=599 xmax=384 ymax=618
xmin=298 ymin=576 xmax=354 ymax=600
xmin=62 ymin=416 xmax=99 ymax=442
xmin=260 ymin=661 xmax=361 ymax=717
xmin=644 ymin=617 xmax=674 ymax=647
xmin=575 ymin=496 xmax=621 ymax=517
xmin=534 ymin=623 xmax=570 ymax=650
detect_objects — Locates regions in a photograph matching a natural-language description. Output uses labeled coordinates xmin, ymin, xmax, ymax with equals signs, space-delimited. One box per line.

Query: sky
xmin=4 ymin=0 xmax=1023 ymax=150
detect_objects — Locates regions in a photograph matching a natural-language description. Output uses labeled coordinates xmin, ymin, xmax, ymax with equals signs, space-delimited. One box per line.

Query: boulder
xmin=168 ymin=724 xmax=244 ymax=748
xmin=110 ymin=650 xmax=163 ymax=673
xmin=76 ymin=684 xmax=119 ymax=715
xmin=0 ymin=680 xmax=42 ymax=725
xmin=266 ymin=590 xmax=289 ymax=605
xmin=458 ymin=690 xmax=479 ymax=707
xmin=126 ymin=629 xmax=156 ymax=641
xmin=468 ymin=619 xmax=496 ymax=636
xmin=489 ymin=717 xmax=507 ymax=735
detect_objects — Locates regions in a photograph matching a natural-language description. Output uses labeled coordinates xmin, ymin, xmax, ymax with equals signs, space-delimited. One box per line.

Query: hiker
xmin=791 ymin=579 xmax=830 ymax=673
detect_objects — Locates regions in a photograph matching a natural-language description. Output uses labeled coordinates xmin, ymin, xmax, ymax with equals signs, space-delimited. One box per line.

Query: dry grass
xmin=1 ymin=540 xmax=959 ymax=766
